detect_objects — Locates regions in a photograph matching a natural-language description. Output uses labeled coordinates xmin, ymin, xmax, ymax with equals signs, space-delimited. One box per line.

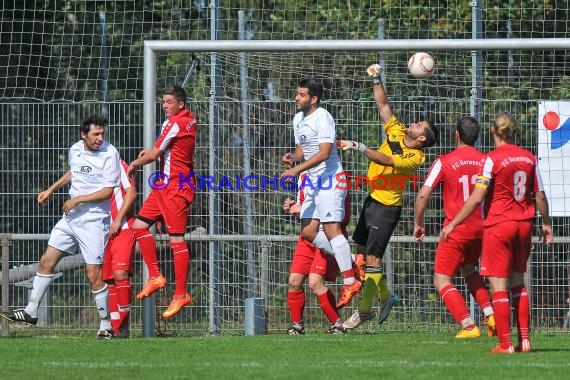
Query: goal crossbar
xmin=144 ymin=38 xmax=570 ymax=53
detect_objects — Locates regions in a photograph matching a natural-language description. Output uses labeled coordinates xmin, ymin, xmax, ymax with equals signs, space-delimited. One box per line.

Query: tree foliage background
xmin=1 ymin=0 xmax=569 ymax=102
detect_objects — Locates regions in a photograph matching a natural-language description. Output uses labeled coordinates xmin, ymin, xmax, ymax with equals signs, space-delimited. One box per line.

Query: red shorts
xmin=102 ymin=228 xmax=136 ymax=281
xmin=137 ymin=185 xmax=194 ymax=235
xmin=480 ymin=220 xmax=532 ymax=278
xmin=289 ymin=236 xmax=339 ymax=281
xmin=434 ymin=237 xmax=482 ymax=277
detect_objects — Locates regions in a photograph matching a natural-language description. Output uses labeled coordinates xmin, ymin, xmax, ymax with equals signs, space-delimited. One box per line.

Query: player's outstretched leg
xmin=376 ymin=271 xmax=398 ymax=324
xmin=512 ymin=284 xmax=531 ymax=352
xmin=342 ymin=309 xmax=376 ymax=329
xmin=133 ymin=228 xmax=167 ymax=299
xmin=0 ymin=309 xmax=38 ymax=325
xmin=162 ymin=293 xmax=192 ymax=319
xmin=464 ymin=270 xmax=495 ymax=336
xmin=439 ymin=284 xmax=479 ymax=338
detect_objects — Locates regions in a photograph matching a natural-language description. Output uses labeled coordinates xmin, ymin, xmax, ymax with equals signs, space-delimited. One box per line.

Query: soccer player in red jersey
xmin=414 ymin=116 xmax=495 ymax=339
xmin=127 ymin=85 xmax=198 ymax=319
xmin=441 ymin=112 xmax=553 ymax=354
xmin=102 ymin=159 xmax=137 ymax=338
xmin=284 ymin=172 xmax=351 ymax=335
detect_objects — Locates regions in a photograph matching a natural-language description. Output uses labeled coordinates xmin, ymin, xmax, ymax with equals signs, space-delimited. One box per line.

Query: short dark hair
xmin=423 ymin=120 xmax=438 ymax=148
xmin=297 ymin=77 xmax=324 ymax=104
xmin=456 ymin=116 xmax=480 ymax=146
xmin=80 ymin=114 xmax=108 ymax=135
xmin=163 ymin=85 xmax=187 ymax=103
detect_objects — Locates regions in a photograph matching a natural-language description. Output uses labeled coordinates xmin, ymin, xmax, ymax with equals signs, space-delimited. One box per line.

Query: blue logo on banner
xmin=551 ymin=121 xmax=570 ymax=149
xmin=543 ymin=111 xmax=570 ymax=149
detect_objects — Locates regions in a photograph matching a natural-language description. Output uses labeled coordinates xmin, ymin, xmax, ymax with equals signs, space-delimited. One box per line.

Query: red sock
xmin=318 ymin=289 xmax=340 ymax=324
xmin=492 ymin=290 xmax=513 ymax=348
xmin=465 ymin=272 xmax=492 ymax=311
xmin=326 ymin=287 xmax=338 ymax=309
xmin=171 ymin=241 xmax=190 ymax=297
xmin=287 ymin=290 xmax=305 ymax=324
xmin=107 ymin=284 xmax=120 ymax=334
xmin=439 ymin=284 xmax=472 ymax=327
xmin=133 ymin=229 xmax=161 ymax=278
xmin=115 ymin=278 xmax=131 ymax=329
xmin=511 ymin=284 xmax=530 ymax=341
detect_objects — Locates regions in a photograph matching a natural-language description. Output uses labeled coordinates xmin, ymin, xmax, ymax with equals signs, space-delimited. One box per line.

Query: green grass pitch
xmin=1 ymin=332 xmax=569 ymax=379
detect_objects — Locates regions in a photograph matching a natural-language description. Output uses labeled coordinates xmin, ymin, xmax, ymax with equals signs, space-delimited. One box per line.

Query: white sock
xmin=99 ymin=319 xmax=112 ymax=331
xmin=93 ymin=283 xmax=110 ymax=320
xmin=312 ymin=230 xmax=334 ymax=255
xmin=24 ymin=273 xmax=54 ymax=317
xmin=329 ymin=234 xmax=353 ymax=274
xmin=461 ymin=317 xmax=476 ymax=329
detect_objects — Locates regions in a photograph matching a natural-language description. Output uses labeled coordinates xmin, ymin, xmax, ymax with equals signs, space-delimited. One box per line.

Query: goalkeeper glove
xmin=336 ymin=140 xmax=367 ymax=153
xmin=367 ymin=64 xmax=383 ymax=84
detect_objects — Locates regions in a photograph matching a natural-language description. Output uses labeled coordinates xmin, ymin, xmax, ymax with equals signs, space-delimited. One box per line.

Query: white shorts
xmin=47 ymin=211 xmax=110 ymax=265
xmin=300 ymin=174 xmax=346 ymax=223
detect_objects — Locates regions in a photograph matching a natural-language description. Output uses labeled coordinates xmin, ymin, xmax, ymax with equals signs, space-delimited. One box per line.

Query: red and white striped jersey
xmin=154 ymin=109 xmax=198 ymax=187
xmin=110 ymin=160 xmax=136 ymax=229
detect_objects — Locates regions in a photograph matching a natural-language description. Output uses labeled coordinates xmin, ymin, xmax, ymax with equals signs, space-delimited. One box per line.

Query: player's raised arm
xmin=367 ymin=64 xmax=393 ymax=124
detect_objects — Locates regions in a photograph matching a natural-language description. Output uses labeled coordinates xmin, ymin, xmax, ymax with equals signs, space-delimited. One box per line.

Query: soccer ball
xmin=407 ymin=52 xmax=435 ymax=79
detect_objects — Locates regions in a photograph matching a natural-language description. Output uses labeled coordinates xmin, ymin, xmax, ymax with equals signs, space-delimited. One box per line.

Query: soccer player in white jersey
xmin=280 ymin=77 xmax=361 ymax=308
xmin=0 ymin=115 xmax=121 ymax=339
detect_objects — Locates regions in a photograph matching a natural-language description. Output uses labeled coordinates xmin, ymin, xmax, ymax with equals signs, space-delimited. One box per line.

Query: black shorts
xmin=352 ymin=195 xmax=402 ymax=259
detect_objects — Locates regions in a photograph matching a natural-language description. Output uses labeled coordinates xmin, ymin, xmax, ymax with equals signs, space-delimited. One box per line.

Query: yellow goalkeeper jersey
xmin=367 ymin=115 xmax=425 ymax=206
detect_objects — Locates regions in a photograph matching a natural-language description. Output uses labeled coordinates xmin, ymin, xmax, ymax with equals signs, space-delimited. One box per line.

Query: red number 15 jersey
xmin=423 ymin=146 xmax=484 ymax=239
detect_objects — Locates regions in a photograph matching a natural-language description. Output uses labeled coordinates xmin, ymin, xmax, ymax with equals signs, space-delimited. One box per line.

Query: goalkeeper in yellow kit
xmin=338 ymin=64 xmax=438 ymax=329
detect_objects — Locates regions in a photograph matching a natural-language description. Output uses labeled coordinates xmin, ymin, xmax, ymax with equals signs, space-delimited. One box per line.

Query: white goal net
xmin=147 ymin=41 xmax=570 ymax=334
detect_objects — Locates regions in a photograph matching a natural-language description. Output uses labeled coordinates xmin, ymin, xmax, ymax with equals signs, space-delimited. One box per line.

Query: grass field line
xmin=37 ymin=358 xmax=570 ymax=371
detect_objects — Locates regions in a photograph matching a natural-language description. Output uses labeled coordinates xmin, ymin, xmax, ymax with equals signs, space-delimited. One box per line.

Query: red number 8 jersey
xmin=478 ymin=144 xmax=543 ymax=227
